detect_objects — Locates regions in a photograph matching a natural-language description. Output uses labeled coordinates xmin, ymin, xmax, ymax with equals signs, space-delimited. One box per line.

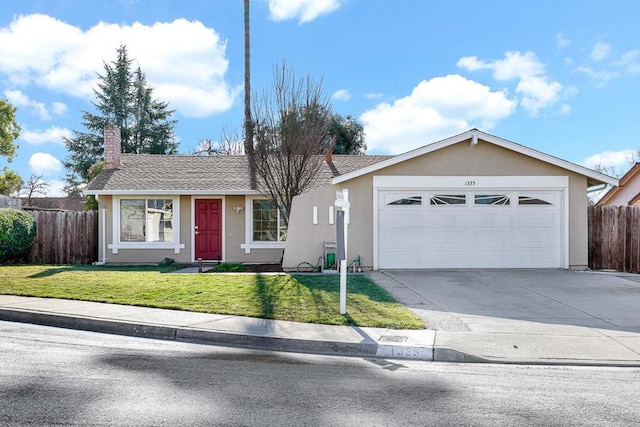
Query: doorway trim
xmin=191 ymin=196 xmax=225 ymax=262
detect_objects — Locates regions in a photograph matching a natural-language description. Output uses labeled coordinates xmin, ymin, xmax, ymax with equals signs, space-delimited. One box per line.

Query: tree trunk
xmin=244 ymin=0 xmax=256 ymax=189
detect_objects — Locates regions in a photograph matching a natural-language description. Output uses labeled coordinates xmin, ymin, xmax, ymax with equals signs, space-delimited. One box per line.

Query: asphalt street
xmin=2 ymin=321 xmax=640 ymax=426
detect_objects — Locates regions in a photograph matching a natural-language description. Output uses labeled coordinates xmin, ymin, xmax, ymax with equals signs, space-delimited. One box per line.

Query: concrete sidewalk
xmin=1 ymin=289 xmax=640 ymax=365
xmin=0 ymin=295 xmax=433 ymax=361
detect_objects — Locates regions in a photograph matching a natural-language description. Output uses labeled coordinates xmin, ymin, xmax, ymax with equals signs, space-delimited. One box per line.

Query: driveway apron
xmin=373 ymin=269 xmax=640 ymax=362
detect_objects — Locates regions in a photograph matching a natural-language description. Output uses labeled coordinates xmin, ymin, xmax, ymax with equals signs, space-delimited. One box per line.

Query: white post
xmin=335 ymin=189 xmax=350 ymax=315
xmin=101 ymin=207 xmax=107 ymax=263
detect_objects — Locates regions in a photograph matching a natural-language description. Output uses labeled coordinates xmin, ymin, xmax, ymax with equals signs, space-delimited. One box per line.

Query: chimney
xmin=325 ymin=150 xmax=333 ymax=164
xmin=104 ymin=124 xmax=122 ymax=169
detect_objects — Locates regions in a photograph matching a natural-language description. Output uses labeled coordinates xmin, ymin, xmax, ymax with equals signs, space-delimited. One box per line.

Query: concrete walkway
xmin=1 ymin=269 xmax=640 ymax=365
xmin=0 ymin=295 xmax=433 ymax=361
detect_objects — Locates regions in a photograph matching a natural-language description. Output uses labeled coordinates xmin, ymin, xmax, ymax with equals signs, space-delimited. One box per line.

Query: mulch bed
xmin=243 ymin=264 xmax=284 ymax=273
xmin=205 ymin=264 xmax=284 ymax=273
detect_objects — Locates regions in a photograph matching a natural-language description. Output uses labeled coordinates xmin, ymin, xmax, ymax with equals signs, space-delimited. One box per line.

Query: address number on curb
xmin=376 ymin=345 xmax=433 ymax=360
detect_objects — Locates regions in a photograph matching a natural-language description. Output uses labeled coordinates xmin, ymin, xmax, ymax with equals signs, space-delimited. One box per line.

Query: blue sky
xmin=1 ymin=0 xmax=639 ymax=196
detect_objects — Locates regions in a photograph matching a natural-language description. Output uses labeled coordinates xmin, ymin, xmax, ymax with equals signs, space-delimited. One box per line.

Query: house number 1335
xmin=465 ymin=180 xmax=476 ymax=186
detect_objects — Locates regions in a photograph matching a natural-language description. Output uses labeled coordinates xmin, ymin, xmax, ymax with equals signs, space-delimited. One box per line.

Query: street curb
xmin=431 ymin=347 xmax=640 ymax=367
xmin=434 ymin=347 xmax=488 ymax=363
xmin=5 ymin=307 xmax=637 ymax=366
xmin=0 ymin=308 xmax=385 ymax=359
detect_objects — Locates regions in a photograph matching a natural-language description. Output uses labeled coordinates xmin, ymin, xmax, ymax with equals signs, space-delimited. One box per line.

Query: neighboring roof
xmin=20 ymin=197 xmax=86 ymax=211
xmin=0 ymin=195 xmax=21 ymax=209
xmin=332 ymin=129 xmax=620 ymax=187
xmin=596 ymin=162 xmax=640 ymax=206
xmin=85 ymin=154 xmax=391 ymax=195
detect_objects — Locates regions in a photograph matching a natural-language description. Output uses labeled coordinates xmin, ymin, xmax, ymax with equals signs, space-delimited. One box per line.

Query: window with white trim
xmin=474 ymin=194 xmax=510 ymax=206
xmin=387 ymin=196 xmax=422 ymax=206
xmin=518 ymin=196 xmax=552 ymax=205
xmin=252 ymin=199 xmax=287 ymax=242
xmin=119 ymin=198 xmax=174 ymax=243
xmin=430 ymin=194 xmax=466 ymax=205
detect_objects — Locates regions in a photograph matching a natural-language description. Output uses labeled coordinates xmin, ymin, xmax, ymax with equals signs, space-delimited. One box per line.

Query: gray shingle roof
xmin=85 ymin=154 xmax=393 ymax=194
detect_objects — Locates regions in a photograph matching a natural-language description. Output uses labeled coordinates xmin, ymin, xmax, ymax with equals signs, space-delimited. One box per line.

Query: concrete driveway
xmin=371 ymin=269 xmax=640 ymax=363
xmin=375 ymin=269 xmax=640 ymax=333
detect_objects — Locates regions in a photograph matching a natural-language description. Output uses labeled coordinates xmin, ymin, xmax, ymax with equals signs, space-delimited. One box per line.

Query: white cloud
xmin=458 ymin=51 xmax=545 ymax=80
xmin=614 ymin=49 xmax=640 ymax=74
xmin=517 ymin=77 xmax=562 ymax=116
xmin=268 ymin=0 xmax=341 ymax=23
xmin=365 ymin=92 xmax=385 ymax=100
xmin=331 ymin=89 xmax=351 ymax=101
xmin=458 ymin=51 xmax=565 ymax=115
xmin=559 ymin=104 xmax=571 ymax=114
xmin=3 ymin=89 xmax=59 ymax=120
xmin=582 ymin=149 xmax=635 ymax=170
xmin=43 ymin=179 xmax=66 ymax=197
xmin=590 ymin=42 xmax=612 ymax=62
xmin=556 ymin=33 xmax=571 ymax=48
xmin=51 ymin=102 xmax=67 ymax=115
xmin=21 ymin=126 xmax=72 ymax=145
xmin=0 ymin=14 xmax=237 ymax=118
xmin=360 ymin=74 xmax=516 ymax=154
xmin=577 ymin=49 xmax=640 ymax=86
xmin=575 ymin=66 xmax=619 ymax=87
xmin=28 ymin=152 xmax=63 ymax=175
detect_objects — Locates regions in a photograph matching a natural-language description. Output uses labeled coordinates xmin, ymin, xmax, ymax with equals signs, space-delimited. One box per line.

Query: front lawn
xmin=0 ymin=265 xmax=425 ymax=329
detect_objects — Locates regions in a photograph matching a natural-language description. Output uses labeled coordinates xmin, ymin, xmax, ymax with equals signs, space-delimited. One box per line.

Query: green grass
xmin=0 ymin=265 xmax=425 ymax=329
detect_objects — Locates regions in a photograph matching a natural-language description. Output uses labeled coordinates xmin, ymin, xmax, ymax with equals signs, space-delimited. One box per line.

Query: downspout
xmin=92 ymin=194 xmax=107 ymax=265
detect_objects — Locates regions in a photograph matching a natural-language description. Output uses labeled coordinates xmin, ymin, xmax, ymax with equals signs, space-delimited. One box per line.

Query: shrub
xmin=0 ymin=209 xmax=37 ymax=263
xmin=214 ymin=263 xmax=247 ymax=272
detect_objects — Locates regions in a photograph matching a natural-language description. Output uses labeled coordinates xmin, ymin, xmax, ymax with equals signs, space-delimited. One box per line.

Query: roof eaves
xmin=332 ymin=129 xmax=620 ymax=187
xmin=85 ymin=189 xmax=261 ymax=196
xmin=617 ymin=163 xmax=640 ymax=186
xmin=332 ymin=130 xmax=476 ymax=184
xmin=627 ymin=191 xmax=640 ymax=206
xmin=596 ymin=186 xmax=619 ymax=206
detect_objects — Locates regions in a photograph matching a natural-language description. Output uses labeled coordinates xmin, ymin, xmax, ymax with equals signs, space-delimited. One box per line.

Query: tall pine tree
xmin=64 ymin=45 xmax=177 ymax=183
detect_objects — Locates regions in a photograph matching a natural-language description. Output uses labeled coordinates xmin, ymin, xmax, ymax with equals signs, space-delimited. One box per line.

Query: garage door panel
xmin=379 ymin=247 xmax=562 ymax=269
xmin=378 ymin=188 xmax=563 ymax=269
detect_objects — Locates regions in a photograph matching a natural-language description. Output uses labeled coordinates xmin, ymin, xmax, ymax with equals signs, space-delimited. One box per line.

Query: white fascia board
xmin=332 ymin=129 xmax=619 ymax=187
xmin=85 ymin=189 xmax=260 ymax=196
xmin=373 ymin=175 xmax=569 ymax=189
xmin=480 ymin=132 xmax=619 ymax=187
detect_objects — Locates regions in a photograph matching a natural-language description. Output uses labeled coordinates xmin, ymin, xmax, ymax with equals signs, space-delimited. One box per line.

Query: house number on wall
xmin=464 ymin=180 xmax=476 ymax=186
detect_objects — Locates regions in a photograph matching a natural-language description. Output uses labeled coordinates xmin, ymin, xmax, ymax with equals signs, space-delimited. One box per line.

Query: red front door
xmin=195 ymin=199 xmax=222 ymax=260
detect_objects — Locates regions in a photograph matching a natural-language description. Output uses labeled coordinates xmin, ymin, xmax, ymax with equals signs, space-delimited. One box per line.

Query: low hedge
xmin=0 ymin=209 xmax=37 ymax=263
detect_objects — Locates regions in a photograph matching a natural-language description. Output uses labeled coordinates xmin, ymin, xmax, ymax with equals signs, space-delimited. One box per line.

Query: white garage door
xmin=378 ymin=190 xmax=563 ymax=269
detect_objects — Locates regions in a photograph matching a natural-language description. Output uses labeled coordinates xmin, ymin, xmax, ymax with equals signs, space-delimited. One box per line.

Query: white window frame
xmin=109 ymin=196 xmax=185 ymax=254
xmin=240 ymin=196 xmax=287 ymax=254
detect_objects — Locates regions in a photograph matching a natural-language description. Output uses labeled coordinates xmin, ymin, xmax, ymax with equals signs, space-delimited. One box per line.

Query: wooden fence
xmin=26 ymin=210 xmax=98 ymax=265
xmin=588 ymin=205 xmax=640 ymax=272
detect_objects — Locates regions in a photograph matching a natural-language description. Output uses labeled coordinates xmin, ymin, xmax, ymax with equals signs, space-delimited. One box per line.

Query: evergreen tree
xmin=64 ymin=45 xmax=177 ymax=182
xmin=0 ymin=99 xmax=22 ymax=196
xmin=329 ymin=113 xmax=366 ymax=155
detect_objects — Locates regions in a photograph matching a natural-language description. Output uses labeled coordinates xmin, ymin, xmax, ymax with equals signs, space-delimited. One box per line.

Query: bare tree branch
xmin=250 ymin=61 xmax=333 ymax=225
xmin=22 ymin=173 xmax=49 ymax=204
xmin=193 ymin=131 xmax=244 ymax=156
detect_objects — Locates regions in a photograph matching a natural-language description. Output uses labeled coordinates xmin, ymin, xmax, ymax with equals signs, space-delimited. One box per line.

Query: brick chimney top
xmin=104 ymin=124 xmax=122 ymax=169
xmin=325 ymin=150 xmax=333 ymax=164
